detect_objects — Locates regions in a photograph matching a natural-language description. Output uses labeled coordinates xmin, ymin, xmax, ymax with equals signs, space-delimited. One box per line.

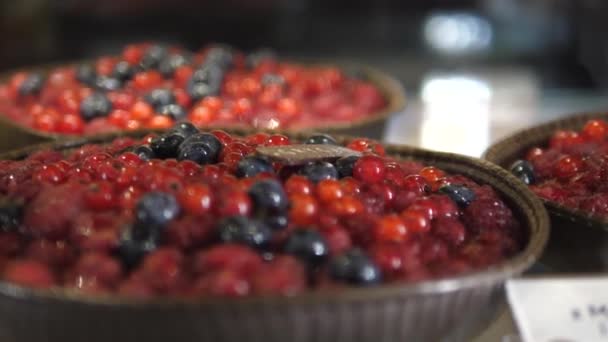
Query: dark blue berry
xmin=140 ymin=45 xmax=168 ymax=70
xmin=191 ymin=64 xmax=224 ymax=86
xmin=439 ymin=184 xmax=476 ymax=208
xmin=246 ymin=48 xmax=277 ymax=69
xmin=180 ymin=133 xmax=222 ymax=156
xmin=186 ymin=79 xmax=220 ymax=101
xmin=205 ymin=46 xmax=235 ymax=70
xmin=170 ymin=122 xmax=199 ymax=138
xmin=135 ymin=191 xmax=180 ymax=228
xmin=133 ymin=145 xmax=155 ymax=161
xmin=144 ymin=89 xmax=176 ymax=110
xmin=117 ymin=227 xmax=159 ymax=268
xmin=305 ymin=133 xmax=338 ymax=145
xmin=158 ymin=104 xmax=187 ymax=120
xmin=248 ymin=179 xmax=288 ymax=214
xmin=150 ymin=133 xmax=185 ymax=158
xmin=159 ymin=54 xmax=191 ymax=78
xmin=111 ymin=61 xmax=135 ymax=82
xmin=265 ymin=214 xmax=288 ymax=231
xmin=299 ymin=161 xmax=339 ymax=183
xmin=177 ymin=143 xmax=217 ymax=165
xmin=261 ymin=73 xmax=285 ymax=86
xmin=336 ymin=156 xmax=360 ymax=178
xmin=236 ymin=156 xmax=274 ymax=178
xmin=0 ymin=197 xmax=22 ymax=233
xmin=80 ymin=93 xmax=112 ymax=121
xmin=510 ymin=160 xmax=536 ymax=185
xmin=18 ymin=73 xmax=44 ymax=96
xmin=284 ymin=229 xmax=329 ymax=266
xmin=329 ymin=249 xmax=382 ymax=286
xmin=75 ymin=64 xmax=96 ymax=85
xmin=94 ymin=76 xmax=122 ymax=92
xmin=217 ymin=215 xmax=272 ymax=249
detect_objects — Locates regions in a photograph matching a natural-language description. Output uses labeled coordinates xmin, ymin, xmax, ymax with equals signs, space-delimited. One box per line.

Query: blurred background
xmin=1 ymin=0 xmax=608 ymax=156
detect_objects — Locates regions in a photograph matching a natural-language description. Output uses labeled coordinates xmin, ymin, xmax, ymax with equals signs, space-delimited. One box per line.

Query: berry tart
xmin=485 ymin=112 xmax=608 ymax=272
xmin=0 ymin=43 xmax=404 ymax=151
xmin=0 ymin=124 xmax=547 ymax=342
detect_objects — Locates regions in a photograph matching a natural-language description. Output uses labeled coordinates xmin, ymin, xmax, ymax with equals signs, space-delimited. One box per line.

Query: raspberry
xmin=463 ymin=197 xmax=515 ymax=233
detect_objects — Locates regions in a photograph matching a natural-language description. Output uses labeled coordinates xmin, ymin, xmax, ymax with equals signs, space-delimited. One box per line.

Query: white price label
xmin=507 ymin=277 xmax=608 ymax=342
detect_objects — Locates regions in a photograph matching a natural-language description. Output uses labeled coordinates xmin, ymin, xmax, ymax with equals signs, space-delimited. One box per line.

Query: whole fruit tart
xmin=0 ymin=43 xmax=390 ymax=136
xmin=0 ymin=123 xmax=525 ymax=298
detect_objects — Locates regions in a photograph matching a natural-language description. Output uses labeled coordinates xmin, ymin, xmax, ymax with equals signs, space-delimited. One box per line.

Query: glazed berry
xmin=3 ymin=260 xmax=55 ymax=288
xmin=94 ymin=76 xmax=122 ymax=92
xmin=305 ymin=134 xmax=338 ymax=145
xmin=246 ymin=48 xmax=276 ymax=68
xmin=135 ymin=191 xmax=180 ymax=228
xmin=182 ymin=133 xmax=222 ymax=154
xmin=177 ymin=143 xmax=218 ymax=165
xmin=140 ymin=45 xmax=168 ymax=70
xmin=509 ymin=160 xmax=536 ymax=185
xmin=159 ymin=54 xmax=190 ymax=78
xmin=265 ymin=214 xmax=288 ymax=231
xmin=284 ymin=229 xmax=329 ymax=266
xmin=118 ymin=227 xmax=158 ymax=267
xmin=335 ymin=156 xmax=360 ymax=178
xmin=0 ymin=198 xmax=22 ymax=232
xmin=80 ymin=93 xmax=113 ymax=121
xmin=299 ymin=161 xmax=339 ymax=183
xmin=236 ymin=156 xmax=274 ymax=178
xmin=248 ymin=179 xmax=289 ymax=214
xmin=133 ymin=145 xmax=154 ymax=161
xmin=205 ymin=46 xmax=235 ymax=69
xmin=171 ymin=122 xmax=199 ymax=138
xmin=353 ymin=155 xmax=385 ymax=183
xmin=150 ymin=133 xmax=185 ymax=158
xmin=145 ymin=89 xmax=176 ymax=110
xmin=329 ymin=248 xmax=382 ymax=286
xmin=111 ymin=61 xmax=135 ymax=82
xmin=187 ymin=79 xmax=219 ymax=101
xmin=216 ymin=215 xmax=272 ymax=249
xmin=76 ymin=64 xmax=97 ymax=85
xmin=439 ymin=185 xmax=476 ymax=208
xmin=18 ymin=73 xmax=44 ymax=96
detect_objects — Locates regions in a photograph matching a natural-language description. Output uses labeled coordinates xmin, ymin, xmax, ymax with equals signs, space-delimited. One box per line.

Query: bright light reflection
xmin=424 ymin=13 xmax=492 ymax=55
xmin=420 ymin=75 xmax=492 ymax=157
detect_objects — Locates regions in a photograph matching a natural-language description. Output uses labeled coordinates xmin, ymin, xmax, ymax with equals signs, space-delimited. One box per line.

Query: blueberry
xmin=329 ymin=249 xmax=382 ymax=286
xmin=159 ymin=54 xmax=191 ymax=78
xmin=150 ymin=133 xmax=185 ymax=158
xmin=94 ymin=76 xmax=122 ymax=91
xmin=177 ymin=143 xmax=217 ymax=165
xmin=284 ymin=229 xmax=329 ymax=266
xmin=111 ymin=61 xmax=135 ymax=82
xmin=158 ymin=104 xmax=187 ymax=120
xmin=217 ymin=215 xmax=272 ymax=249
xmin=18 ymin=73 xmax=44 ymax=96
xmin=261 ymin=73 xmax=285 ymax=86
xmin=140 ymin=45 xmax=168 ymax=70
xmin=265 ymin=214 xmax=288 ymax=231
xmin=439 ymin=184 xmax=476 ymax=208
xmin=305 ymin=133 xmax=338 ymax=145
xmin=117 ymin=227 xmax=159 ymax=267
xmin=191 ymin=64 xmax=225 ymax=86
xmin=186 ymin=79 xmax=220 ymax=101
xmin=299 ymin=161 xmax=339 ymax=183
xmin=80 ymin=93 xmax=112 ymax=121
xmin=0 ymin=197 xmax=22 ymax=233
xmin=236 ymin=156 xmax=274 ymax=178
xmin=336 ymin=156 xmax=360 ymax=178
xmin=205 ymin=46 xmax=235 ymax=70
xmin=510 ymin=160 xmax=536 ymax=185
xmin=135 ymin=191 xmax=180 ymax=228
xmin=144 ymin=88 xmax=176 ymax=110
xmin=246 ymin=48 xmax=277 ymax=69
xmin=170 ymin=122 xmax=199 ymax=138
xmin=248 ymin=179 xmax=288 ymax=214
xmin=76 ymin=64 xmax=97 ymax=85
xmin=133 ymin=145 xmax=155 ymax=161
xmin=181 ymin=133 xmax=222 ymax=156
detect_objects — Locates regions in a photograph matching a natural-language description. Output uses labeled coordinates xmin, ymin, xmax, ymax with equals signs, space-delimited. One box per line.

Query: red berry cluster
xmin=519 ymin=119 xmax=608 ymax=218
xmin=0 ymin=43 xmax=386 ymax=135
xmin=0 ymin=128 xmax=522 ymax=297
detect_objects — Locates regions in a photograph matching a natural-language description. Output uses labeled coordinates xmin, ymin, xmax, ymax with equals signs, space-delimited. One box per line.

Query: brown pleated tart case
xmin=484 ymin=112 xmax=608 ymax=272
xmin=0 ymin=130 xmax=548 ymax=342
xmin=0 ymin=44 xmax=405 ymax=152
